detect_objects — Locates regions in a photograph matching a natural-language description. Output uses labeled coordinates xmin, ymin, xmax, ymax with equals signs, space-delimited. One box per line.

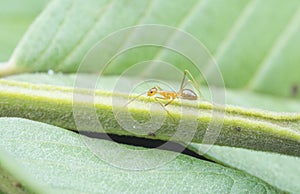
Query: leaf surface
xmin=188 ymin=144 xmax=300 ymax=193
xmin=0 ymin=0 xmax=48 ymax=61
xmin=1 ymin=0 xmax=299 ymax=100
xmin=0 ymin=118 xmax=279 ymax=193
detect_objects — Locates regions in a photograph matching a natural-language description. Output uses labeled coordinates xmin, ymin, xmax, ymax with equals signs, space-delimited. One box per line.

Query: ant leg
xmin=164 ymin=98 xmax=175 ymax=107
xmin=153 ymin=96 xmax=174 ymax=107
xmin=179 ymin=69 xmax=188 ymax=94
xmin=182 ymin=69 xmax=204 ymax=99
xmin=154 ymin=97 xmax=174 ymax=119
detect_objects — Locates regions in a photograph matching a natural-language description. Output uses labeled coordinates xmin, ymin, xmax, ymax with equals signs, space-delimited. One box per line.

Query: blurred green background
xmin=0 ymin=0 xmax=48 ymax=61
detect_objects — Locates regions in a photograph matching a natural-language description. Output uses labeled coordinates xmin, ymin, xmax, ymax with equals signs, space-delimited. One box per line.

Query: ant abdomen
xmin=181 ymin=89 xmax=198 ymax=100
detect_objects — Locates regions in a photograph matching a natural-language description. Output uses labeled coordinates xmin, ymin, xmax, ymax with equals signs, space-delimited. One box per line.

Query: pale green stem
xmin=0 ymin=62 xmax=18 ymax=77
xmin=0 ymin=79 xmax=299 ymax=156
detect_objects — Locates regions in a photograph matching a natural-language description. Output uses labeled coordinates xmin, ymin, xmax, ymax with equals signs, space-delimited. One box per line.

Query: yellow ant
xmin=147 ymin=69 xmax=203 ymax=107
xmin=124 ymin=69 xmax=203 ymax=115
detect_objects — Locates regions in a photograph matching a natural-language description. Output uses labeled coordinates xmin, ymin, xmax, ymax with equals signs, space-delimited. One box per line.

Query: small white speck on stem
xmin=47 ymin=69 xmax=54 ymax=75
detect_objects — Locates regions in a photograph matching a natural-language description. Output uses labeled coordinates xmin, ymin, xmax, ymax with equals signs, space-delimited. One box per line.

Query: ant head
xmin=147 ymin=87 xmax=158 ymax=96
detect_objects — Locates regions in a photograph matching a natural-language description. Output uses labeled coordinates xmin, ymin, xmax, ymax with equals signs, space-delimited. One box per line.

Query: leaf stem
xmin=0 ymin=79 xmax=299 ymax=156
xmin=0 ymin=61 xmax=18 ymax=77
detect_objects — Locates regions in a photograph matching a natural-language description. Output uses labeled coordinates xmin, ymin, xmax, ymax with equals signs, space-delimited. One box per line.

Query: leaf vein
xmin=32 ymin=1 xmax=75 ymax=69
xmin=245 ymin=5 xmax=300 ymax=89
xmin=56 ymin=0 xmax=116 ymax=70
xmin=140 ymin=0 xmax=204 ymax=76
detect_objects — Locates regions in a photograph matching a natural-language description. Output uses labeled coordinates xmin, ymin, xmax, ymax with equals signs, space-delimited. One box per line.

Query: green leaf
xmin=0 ymin=118 xmax=279 ymax=193
xmin=0 ymin=77 xmax=300 ymax=156
xmin=0 ymin=148 xmax=50 ymax=194
xmin=188 ymin=144 xmax=300 ymax=193
xmin=0 ymin=0 xmax=48 ymax=61
xmin=0 ymin=0 xmax=299 ymax=99
xmin=1 ymin=1 xmax=300 ymax=193
xmin=4 ymin=73 xmax=300 ymax=191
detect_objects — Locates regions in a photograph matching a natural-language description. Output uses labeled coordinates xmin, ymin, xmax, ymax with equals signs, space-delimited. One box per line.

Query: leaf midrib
xmin=1 ymin=79 xmax=300 ymax=156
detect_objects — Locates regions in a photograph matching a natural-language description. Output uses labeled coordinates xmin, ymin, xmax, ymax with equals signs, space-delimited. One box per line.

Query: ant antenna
xmin=122 ymin=91 xmax=148 ymax=108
